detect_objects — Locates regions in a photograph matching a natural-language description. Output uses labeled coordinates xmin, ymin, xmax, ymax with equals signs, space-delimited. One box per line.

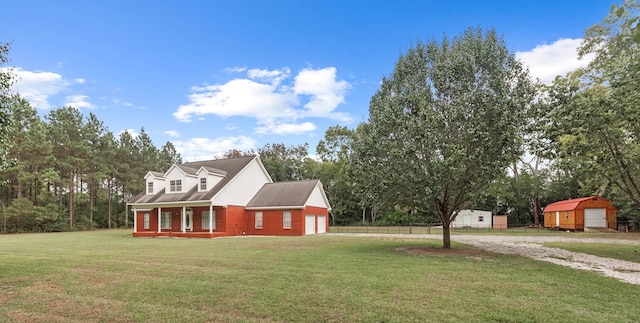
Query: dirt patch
xmin=396 ymin=246 xmax=489 ymax=260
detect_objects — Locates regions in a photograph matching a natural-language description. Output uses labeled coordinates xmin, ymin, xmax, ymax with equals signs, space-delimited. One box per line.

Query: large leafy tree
xmin=538 ymin=1 xmax=640 ymax=225
xmin=358 ymin=27 xmax=534 ymax=248
xmin=316 ymin=126 xmax=362 ymax=224
xmin=258 ymin=143 xmax=309 ymax=181
xmin=0 ymin=42 xmax=16 ymax=169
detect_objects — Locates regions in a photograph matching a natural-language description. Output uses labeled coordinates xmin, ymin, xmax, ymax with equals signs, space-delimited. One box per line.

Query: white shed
xmin=450 ymin=210 xmax=492 ymax=228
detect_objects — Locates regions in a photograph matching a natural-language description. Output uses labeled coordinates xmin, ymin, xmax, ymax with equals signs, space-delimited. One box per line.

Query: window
xmin=565 ymin=211 xmax=569 ymax=220
xmin=143 ymin=213 xmax=150 ymax=229
xmin=200 ymin=178 xmax=207 ymax=191
xmin=478 ymin=216 xmax=484 ymax=222
xmin=147 ymin=182 xmax=153 ymax=194
xmin=161 ymin=211 xmax=172 ymax=229
xmin=255 ymin=212 xmax=263 ymax=229
xmin=170 ymin=180 xmax=182 ymax=192
xmin=202 ymin=210 xmax=216 ymax=229
xmin=283 ymin=211 xmax=292 ymax=229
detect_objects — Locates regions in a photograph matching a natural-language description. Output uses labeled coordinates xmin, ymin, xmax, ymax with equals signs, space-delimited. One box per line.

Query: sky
xmin=2 ymin=1 xmax=611 ymax=161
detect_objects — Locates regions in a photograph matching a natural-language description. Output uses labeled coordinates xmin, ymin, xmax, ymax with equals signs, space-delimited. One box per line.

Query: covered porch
xmin=131 ymin=202 xmax=227 ymax=238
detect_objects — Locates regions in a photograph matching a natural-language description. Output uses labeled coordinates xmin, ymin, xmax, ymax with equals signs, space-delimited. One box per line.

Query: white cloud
xmin=173 ymin=66 xmax=352 ymax=134
xmin=9 ymin=67 xmax=68 ymax=109
xmin=164 ymin=130 xmax=180 ymax=137
xmin=113 ymin=98 xmax=134 ymax=107
xmin=6 ymin=67 xmax=97 ymax=110
xmin=174 ymin=78 xmax=298 ymax=122
xmin=172 ymin=136 xmax=257 ymax=161
xmin=516 ymin=38 xmax=595 ymax=84
xmin=247 ymin=67 xmax=290 ymax=86
xmin=255 ymin=121 xmax=317 ymax=135
xmin=65 ymin=94 xmax=95 ymax=109
xmin=294 ymin=67 xmax=351 ymax=120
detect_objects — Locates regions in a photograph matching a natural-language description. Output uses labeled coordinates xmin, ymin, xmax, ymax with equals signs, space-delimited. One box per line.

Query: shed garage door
xmin=584 ymin=208 xmax=606 ymax=227
xmin=305 ymin=215 xmax=316 ymax=235
xmin=317 ymin=215 xmax=327 ymax=234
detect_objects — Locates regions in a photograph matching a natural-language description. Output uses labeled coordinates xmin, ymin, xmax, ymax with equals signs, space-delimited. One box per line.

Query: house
xmin=543 ymin=196 xmax=617 ymax=230
xmin=127 ymin=156 xmax=331 ymax=238
xmin=450 ymin=210 xmax=492 ymax=228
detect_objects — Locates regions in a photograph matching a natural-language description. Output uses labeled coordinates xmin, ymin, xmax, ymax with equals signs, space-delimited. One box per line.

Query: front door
xmin=184 ymin=209 xmax=193 ymax=231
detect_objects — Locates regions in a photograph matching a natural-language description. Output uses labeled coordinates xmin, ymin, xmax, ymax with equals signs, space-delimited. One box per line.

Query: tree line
xmin=1 ymin=2 xmax=638 ymax=243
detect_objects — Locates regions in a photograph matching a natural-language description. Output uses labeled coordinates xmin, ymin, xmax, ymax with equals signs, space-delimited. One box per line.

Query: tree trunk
xmin=532 ymin=198 xmax=540 ymax=226
xmin=442 ymin=222 xmax=451 ymax=249
xmin=69 ymin=172 xmax=74 ymax=230
xmin=108 ymin=178 xmax=113 ymax=229
xmin=89 ymin=184 xmax=94 ymax=230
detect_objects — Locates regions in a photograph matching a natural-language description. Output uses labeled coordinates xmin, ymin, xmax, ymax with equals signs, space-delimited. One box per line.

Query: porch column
xmin=209 ymin=204 xmax=213 ymax=233
xmin=182 ymin=206 xmax=186 ymax=233
xmin=133 ymin=208 xmax=137 ymax=233
xmin=158 ymin=207 xmax=162 ymax=233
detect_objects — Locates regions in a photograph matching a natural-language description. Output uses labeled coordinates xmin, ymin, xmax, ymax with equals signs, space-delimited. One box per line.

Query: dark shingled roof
xmin=148 ymin=171 xmax=165 ymax=178
xmin=245 ymin=180 xmax=320 ymax=208
xmin=129 ymin=156 xmax=257 ymax=204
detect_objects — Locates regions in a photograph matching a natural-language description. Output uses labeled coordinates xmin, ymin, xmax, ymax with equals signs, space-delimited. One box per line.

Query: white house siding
xmin=212 ymin=159 xmax=272 ymax=206
xmin=196 ymin=168 xmax=224 ymax=191
xmin=306 ymin=184 xmax=330 ymax=208
xmin=164 ymin=166 xmax=197 ymax=194
xmin=144 ymin=173 xmax=165 ymax=195
xmin=451 ymin=210 xmax=492 ymax=228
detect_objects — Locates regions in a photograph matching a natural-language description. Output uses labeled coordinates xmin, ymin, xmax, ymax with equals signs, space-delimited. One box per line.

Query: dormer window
xmin=200 ymin=178 xmax=207 ymax=191
xmin=170 ymin=180 xmax=182 ymax=192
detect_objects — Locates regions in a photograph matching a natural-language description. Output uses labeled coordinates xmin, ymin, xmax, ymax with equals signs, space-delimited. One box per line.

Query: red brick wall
xmin=244 ymin=206 xmax=329 ymax=236
xmin=225 ymin=205 xmax=246 ymax=236
xmin=135 ymin=205 xmax=329 ymax=236
xmin=244 ymin=209 xmax=303 ymax=236
xmin=188 ymin=206 xmax=223 ymax=232
xmin=135 ymin=209 xmax=158 ymax=232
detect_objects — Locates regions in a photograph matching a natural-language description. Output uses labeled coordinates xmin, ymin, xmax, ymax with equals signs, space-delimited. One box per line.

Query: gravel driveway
xmin=329 ymin=233 xmax=640 ymax=285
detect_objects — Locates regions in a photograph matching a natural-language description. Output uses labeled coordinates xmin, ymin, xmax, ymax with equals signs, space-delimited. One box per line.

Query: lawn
xmin=1 ymin=230 xmax=640 ymax=322
xmin=544 ymin=242 xmax=640 ymax=264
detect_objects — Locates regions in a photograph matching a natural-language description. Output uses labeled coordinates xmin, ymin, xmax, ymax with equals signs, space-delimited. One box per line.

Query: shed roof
xmin=544 ymin=196 xmax=607 ymax=212
xmin=245 ymin=180 xmax=321 ymax=209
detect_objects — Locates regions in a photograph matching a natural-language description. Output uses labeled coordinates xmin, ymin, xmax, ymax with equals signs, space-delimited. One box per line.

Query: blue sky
xmin=2 ymin=1 xmax=610 ymax=161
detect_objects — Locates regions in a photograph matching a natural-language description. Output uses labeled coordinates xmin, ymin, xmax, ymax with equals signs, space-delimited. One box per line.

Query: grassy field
xmin=2 ymin=230 xmax=640 ymax=322
xmin=330 ymin=225 xmax=640 ymax=238
xmin=543 ymin=242 xmax=640 ymax=263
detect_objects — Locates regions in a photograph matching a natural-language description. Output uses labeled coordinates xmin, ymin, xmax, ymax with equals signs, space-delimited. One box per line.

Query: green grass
xmin=544 ymin=242 xmax=640 ymax=263
xmin=330 ymin=225 xmax=640 ymax=239
xmin=1 ymin=230 xmax=640 ymax=322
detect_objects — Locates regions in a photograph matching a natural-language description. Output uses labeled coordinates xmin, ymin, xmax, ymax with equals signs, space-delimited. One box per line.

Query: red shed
xmin=543 ymin=196 xmax=617 ymax=230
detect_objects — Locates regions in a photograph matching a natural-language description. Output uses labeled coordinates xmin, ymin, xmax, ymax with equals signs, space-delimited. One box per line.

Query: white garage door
xmin=584 ymin=208 xmax=606 ymax=227
xmin=305 ymin=215 xmax=316 ymax=235
xmin=317 ymin=215 xmax=327 ymax=234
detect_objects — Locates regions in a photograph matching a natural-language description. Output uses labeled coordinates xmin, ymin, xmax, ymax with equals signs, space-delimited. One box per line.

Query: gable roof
xmin=145 ymin=171 xmax=165 ymax=179
xmin=245 ymin=180 xmax=329 ymax=209
xmin=128 ymin=156 xmax=258 ymax=205
xmin=544 ymin=196 xmax=606 ymax=212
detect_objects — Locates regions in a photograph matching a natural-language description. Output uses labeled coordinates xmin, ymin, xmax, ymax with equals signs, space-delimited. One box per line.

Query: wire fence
xmin=328 ymin=224 xmax=549 ymax=235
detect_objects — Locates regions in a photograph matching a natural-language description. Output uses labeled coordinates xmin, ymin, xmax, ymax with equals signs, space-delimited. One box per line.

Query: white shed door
xmin=317 ymin=215 xmax=327 ymax=234
xmin=584 ymin=208 xmax=606 ymax=227
xmin=305 ymin=215 xmax=316 ymax=235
